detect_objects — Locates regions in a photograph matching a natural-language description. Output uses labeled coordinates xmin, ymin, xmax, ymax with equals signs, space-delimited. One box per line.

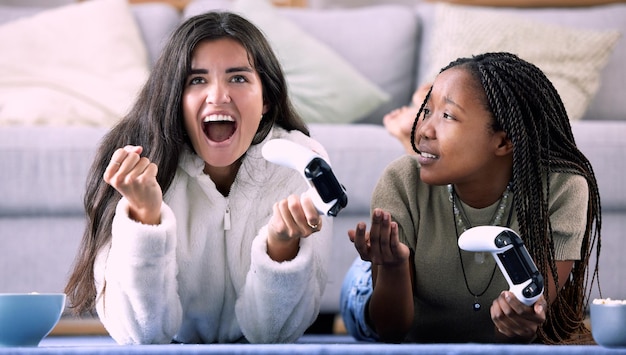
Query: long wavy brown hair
xmin=64 ymin=11 xmax=308 ymax=315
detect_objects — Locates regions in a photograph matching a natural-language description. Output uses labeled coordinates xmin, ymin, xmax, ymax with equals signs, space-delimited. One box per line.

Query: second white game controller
xmin=458 ymin=226 xmax=544 ymax=306
xmin=262 ymin=138 xmax=347 ymax=217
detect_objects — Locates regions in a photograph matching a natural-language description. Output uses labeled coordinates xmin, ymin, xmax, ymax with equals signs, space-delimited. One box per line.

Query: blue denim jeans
xmin=339 ymin=257 xmax=379 ymax=342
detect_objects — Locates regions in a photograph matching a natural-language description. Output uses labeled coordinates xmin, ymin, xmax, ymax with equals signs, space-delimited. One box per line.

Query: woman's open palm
xmin=349 ymin=208 xmax=410 ymax=266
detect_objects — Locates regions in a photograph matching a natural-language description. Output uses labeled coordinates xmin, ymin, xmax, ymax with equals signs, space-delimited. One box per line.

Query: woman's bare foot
xmin=383 ymin=83 xmax=431 ymax=154
xmin=383 ymin=105 xmax=419 ymax=154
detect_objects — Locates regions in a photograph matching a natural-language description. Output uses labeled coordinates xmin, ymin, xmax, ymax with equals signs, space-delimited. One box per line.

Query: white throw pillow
xmin=0 ymin=0 xmax=150 ymax=126
xmin=426 ymin=4 xmax=621 ymax=121
xmin=230 ymin=0 xmax=390 ymax=124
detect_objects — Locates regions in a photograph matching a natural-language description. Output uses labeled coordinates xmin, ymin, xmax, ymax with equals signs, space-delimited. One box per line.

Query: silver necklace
xmin=448 ymin=183 xmax=512 ymax=311
xmin=448 ymin=184 xmax=511 ymax=263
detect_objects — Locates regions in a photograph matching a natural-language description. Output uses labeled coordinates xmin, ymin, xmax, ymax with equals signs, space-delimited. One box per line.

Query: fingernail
xmin=537 ymin=303 xmax=546 ymax=313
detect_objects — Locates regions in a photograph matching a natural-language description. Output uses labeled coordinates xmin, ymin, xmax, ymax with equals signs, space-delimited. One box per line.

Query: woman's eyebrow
xmin=444 ymin=95 xmax=465 ymax=112
xmin=187 ymin=66 xmax=253 ymax=76
xmin=188 ymin=68 xmax=207 ymax=75
xmin=225 ymin=66 xmax=254 ymax=73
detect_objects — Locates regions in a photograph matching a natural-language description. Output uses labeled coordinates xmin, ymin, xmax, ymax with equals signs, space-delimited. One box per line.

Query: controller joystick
xmin=262 ymin=139 xmax=347 ymax=217
xmin=458 ymin=226 xmax=544 ymax=306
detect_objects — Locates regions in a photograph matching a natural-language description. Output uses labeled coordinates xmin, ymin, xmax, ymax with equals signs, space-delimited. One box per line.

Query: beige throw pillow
xmin=0 ymin=0 xmax=150 ymax=126
xmin=426 ymin=4 xmax=621 ymax=121
xmin=232 ymin=0 xmax=390 ymax=124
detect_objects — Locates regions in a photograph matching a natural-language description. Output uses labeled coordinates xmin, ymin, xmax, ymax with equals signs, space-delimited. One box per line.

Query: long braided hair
xmin=411 ymin=52 xmax=601 ymax=343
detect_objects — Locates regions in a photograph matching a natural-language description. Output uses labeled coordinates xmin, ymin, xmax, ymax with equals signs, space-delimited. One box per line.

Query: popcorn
xmin=593 ymin=298 xmax=626 ymax=305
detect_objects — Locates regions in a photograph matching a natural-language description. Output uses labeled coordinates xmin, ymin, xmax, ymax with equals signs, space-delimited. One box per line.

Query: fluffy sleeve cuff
xmin=110 ymin=197 xmax=177 ymax=259
xmin=97 ymin=198 xmax=182 ymax=344
xmin=250 ymin=225 xmax=315 ymax=276
xmin=236 ymin=225 xmax=326 ymax=343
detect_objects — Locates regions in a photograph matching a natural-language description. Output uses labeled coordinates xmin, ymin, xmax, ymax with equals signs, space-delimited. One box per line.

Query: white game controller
xmin=262 ymin=138 xmax=347 ymax=217
xmin=458 ymin=226 xmax=544 ymax=306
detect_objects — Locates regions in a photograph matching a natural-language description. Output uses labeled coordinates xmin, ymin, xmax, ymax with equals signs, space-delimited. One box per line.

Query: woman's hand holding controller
xmin=267 ymin=194 xmax=322 ymax=262
xmin=491 ymin=291 xmax=547 ymax=343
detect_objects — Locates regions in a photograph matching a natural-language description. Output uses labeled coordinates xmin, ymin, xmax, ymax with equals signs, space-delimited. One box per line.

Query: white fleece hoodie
xmin=93 ymin=127 xmax=332 ymax=344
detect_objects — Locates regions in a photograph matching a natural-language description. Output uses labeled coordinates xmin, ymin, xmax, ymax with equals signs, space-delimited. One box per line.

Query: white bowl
xmin=590 ymin=298 xmax=626 ymax=348
xmin=0 ymin=293 xmax=66 ymax=347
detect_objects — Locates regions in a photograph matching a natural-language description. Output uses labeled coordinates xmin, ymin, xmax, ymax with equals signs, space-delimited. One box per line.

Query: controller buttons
xmin=523 ymin=282 xmax=541 ymax=298
xmin=494 ymin=232 xmax=513 ymax=248
xmin=305 ymin=158 xmax=344 ymax=203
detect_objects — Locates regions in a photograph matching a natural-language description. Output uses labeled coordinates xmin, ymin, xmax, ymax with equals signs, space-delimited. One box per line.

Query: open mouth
xmin=202 ymin=114 xmax=236 ymax=143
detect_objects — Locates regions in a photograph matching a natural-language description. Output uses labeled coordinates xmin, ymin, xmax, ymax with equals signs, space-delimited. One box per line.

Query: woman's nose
xmin=205 ymin=83 xmax=230 ymax=105
xmin=416 ymin=116 xmax=433 ymax=140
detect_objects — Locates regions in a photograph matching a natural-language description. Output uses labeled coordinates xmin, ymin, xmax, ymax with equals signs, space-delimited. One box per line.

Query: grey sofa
xmin=1 ymin=0 xmax=625 ymax=325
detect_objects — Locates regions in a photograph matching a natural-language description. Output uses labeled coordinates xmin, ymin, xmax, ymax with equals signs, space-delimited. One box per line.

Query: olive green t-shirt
xmin=371 ymin=155 xmax=588 ymax=343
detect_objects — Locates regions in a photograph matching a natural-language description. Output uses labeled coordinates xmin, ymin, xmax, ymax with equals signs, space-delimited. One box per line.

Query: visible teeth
xmin=203 ymin=114 xmax=234 ymax=123
xmin=420 ymin=152 xmax=438 ymax=159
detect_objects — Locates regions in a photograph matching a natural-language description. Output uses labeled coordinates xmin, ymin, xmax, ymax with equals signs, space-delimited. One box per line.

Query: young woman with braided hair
xmin=340 ymin=52 xmax=601 ymax=344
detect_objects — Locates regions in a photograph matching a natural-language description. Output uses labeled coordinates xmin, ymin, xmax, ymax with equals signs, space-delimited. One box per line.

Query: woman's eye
xmin=422 ymin=108 xmax=431 ymax=118
xmin=230 ymin=75 xmax=247 ymax=83
xmin=188 ymin=77 xmax=205 ymax=85
xmin=443 ymin=112 xmax=454 ymax=120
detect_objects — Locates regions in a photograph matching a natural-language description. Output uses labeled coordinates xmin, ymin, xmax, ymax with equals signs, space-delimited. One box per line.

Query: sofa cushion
xmin=0 ymin=2 xmax=182 ymax=69
xmin=0 ymin=0 xmax=150 ymax=127
xmin=415 ymin=3 xmax=626 ymax=121
xmin=185 ymin=0 xmax=400 ymax=125
xmin=0 ymin=216 xmax=86 ymax=293
xmin=278 ymin=5 xmax=419 ymax=125
xmin=0 ymin=127 xmax=107 ymax=216
xmin=130 ymin=3 xmax=182 ymax=66
xmin=421 ymin=3 xmax=620 ymax=122
xmin=0 ymin=5 xmax=46 ymax=24
xmin=571 ymin=121 xmax=626 ymax=211
xmin=309 ymin=124 xmax=405 ymax=215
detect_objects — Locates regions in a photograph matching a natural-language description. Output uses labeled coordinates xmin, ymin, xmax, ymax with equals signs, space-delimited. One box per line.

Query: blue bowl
xmin=590 ymin=299 xmax=626 ymax=348
xmin=0 ymin=293 xmax=66 ymax=347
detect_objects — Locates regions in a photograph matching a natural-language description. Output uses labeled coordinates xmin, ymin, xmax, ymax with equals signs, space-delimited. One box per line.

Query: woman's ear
xmin=495 ymin=131 xmax=513 ymax=156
